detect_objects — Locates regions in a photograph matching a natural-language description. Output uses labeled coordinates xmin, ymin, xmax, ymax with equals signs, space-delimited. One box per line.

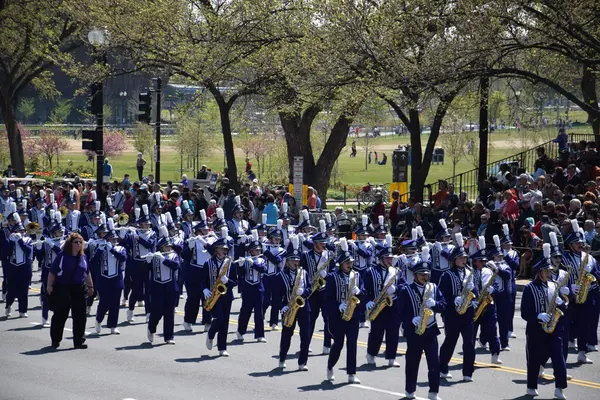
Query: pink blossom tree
xmin=31 ymin=130 xmax=70 ymax=169
xmin=84 ymin=129 xmax=127 ymax=160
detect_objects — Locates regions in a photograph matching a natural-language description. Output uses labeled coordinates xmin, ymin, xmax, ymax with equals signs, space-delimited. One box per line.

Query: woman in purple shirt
xmin=47 ymin=233 xmax=94 ymax=349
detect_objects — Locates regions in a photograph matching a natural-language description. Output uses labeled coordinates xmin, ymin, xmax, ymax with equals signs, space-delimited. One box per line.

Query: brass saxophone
xmin=456 ymin=267 xmax=476 ymax=315
xmin=474 ymin=263 xmax=498 ymax=322
xmin=341 ymin=271 xmax=360 ymax=321
xmin=282 ymin=267 xmax=306 ymax=328
xmin=543 ymin=271 xmax=569 ymax=334
xmin=366 ymin=267 xmax=398 ymax=321
xmin=204 ymin=257 xmax=232 ymax=311
xmin=416 ymin=283 xmax=434 ymax=336
xmin=307 ymin=251 xmax=336 ymax=297
xmin=575 ymin=253 xmax=596 ymax=304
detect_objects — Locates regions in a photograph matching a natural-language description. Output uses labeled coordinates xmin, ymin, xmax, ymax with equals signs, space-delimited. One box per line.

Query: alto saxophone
xmin=307 ymin=251 xmax=336 ymax=297
xmin=474 ymin=263 xmax=498 ymax=322
xmin=341 ymin=271 xmax=360 ymax=321
xmin=204 ymin=257 xmax=232 ymax=311
xmin=575 ymin=253 xmax=596 ymax=304
xmin=456 ymin=267 xmax=476 ymax=315
xmin=366 ymin=267 xmax=398 ymax=321
xmin=282 ymin=267 xmax=306 ymax=328
xmin=543 ymin=271 xmax=569 ymax=334
xmin=416 ymin=283 xmax=434 ymax=336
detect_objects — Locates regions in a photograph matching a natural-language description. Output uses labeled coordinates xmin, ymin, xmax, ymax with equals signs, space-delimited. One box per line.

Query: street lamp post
xmin=515 ymin=90 xmax=521 ymax=129
xmin=119 ymin=91 xmax=127 ymax=126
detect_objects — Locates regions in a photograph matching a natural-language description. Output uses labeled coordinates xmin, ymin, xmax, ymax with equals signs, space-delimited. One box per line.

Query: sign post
xmin=293 ymin=156 xmax=304 ymax=206
xmin=392 ymin=149 xmax=409 ymax=201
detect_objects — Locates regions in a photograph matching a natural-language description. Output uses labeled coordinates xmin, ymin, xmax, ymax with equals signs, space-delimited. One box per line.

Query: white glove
xmin=9 ymin=234 xmax=17 ymax=242
xmin=45 ymin=238 xmax=54 ymax=247
xmin=559 ymin=286 xmax=569 ymax=296
xmin=387 ymin=284 xmax=396 ymax=295
xmin=369 ymin=237 xmax=377 ymax=246
xmin=203 ymin=289 xmax=212 ymax=299
xmin=487 ymin=286 xmax=495 ymax=294
xmin=145 ymin=253 xmax=154 ymax=263
xmin=352 ymin=286 xmax=360 ymax=296
xmin=319 ymin=269 xmax=327 ymax=278
xmin=298 ymin=233 xmax=305 ymax=242
xmin=571 ymin=284 xmax=581 ymax=294
xmin=245 ymin=257 xmax=253 ymax=264
xmin=537 ymin=313 xmax=551 ymax=323
xmin=220 ymin=275 xmax=229 ymax=284
xmin=296 ymin=288 xmax=304 ymax=296
xmin=158 ymin=254 xmax=165 ymax=262
xmin=106 ymin=243 xmax=113 ymax=251
xmin=454 ymin=296 xmax=462 ymax=307
xmin=237 ymin=259 xmax=245 ymax=266
xmin=467 ymin=281 xmax=475 ymax=291
xmin=366 ymin=301 xmax=375 ymax=311
xmin=471 ymin=300 xmax=479 ymax=308
xmin=339 ymin=303 xmax=347 ymax=313
xmin=556 ymin=297 xmax=564 ymax=306
xmin=584 ymin=263 xmax=592 ymax=273
xmin=425 ymin=298 xmax=436 ymax=308
xmin=35 ymin=241 xmax=43 ymax=250
xmin=412 ymin=316 xmax=422 ymax=327
xmin=281 ymin=306 xmax=289 ymax=314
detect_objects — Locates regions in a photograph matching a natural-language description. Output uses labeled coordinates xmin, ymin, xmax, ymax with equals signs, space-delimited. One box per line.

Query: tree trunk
xmin=279 ymin=106 xmax=320 ymax=184
xmin=0 ymin=95 xmax=26 ymax=177
xmin=581 ymin=64 xmax=600 ymax=148
xmin=215 ymin=99 xmax=239 ymax=192
xmin=478 ymin=76 xmax=490 ymax=199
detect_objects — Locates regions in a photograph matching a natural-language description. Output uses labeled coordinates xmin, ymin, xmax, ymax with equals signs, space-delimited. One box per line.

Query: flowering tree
xmin=84 ymin=129 xmax=127 ymax=160
xmin=32 ymin=130 xmax=70 ymax=169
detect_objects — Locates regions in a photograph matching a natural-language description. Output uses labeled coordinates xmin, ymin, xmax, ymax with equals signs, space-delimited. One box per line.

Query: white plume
xmin=549 ymin=231 xmax=558 ymax=247
xmin=319 ymin=219 xmax=326 ymax=233
xmin=50 ymin=210 xmax=55 ymax=220
xmin=16 ymin=188 xmax=22 ymax=198
xmin=106 ymin=198 xmax=112 ymax=207
xmin=385 ymin=233 xmax=392 ymax=248
xmin=571 ymin=219 xmax=579 ymax=232
xmin=200 ymin=209 xmax=207 ymax=222
xmin=502 ymin=223 xmax=509 ymax=237
xmin=325 ymin=213 xmax=331 ymax=224
xmin=282 ymin=203 xmax=288 ymax=213
xmin=493 ymin=234 xmax=501 ymax=249
xmin=291 ymin=234 xmax=299 ymax=250
xmin=49 ymin=193 xmax=54 ymax=203
xmin=378 ymin=215 xmax=384 ymax=226
xmin=411 ymin=228 xmax=418 ymax=241
xmin=159 ymin=225 xmax=169 ymax=238
xmin=107 ymin=218 xmax=115 ymax=231
xmin=21 ymin=199 xmax=27 ymax=210
xmin=166 ymin=212 xmax=173 ymax=225
xmin=454 ymin=232 xmax=464 ymax=246
xmin=416 ymin=226 xmax=424 ymax=238
xmin=277 ymin=219 xmax=283 ymax=230
xmin=91 ymin=191 xmax=97 ymax=201
xmin=135 ymin=207 xmax=141 ymax=220
xmin=216 ymin=207 xmax=224 ymax=220
xmin=301 ymin=209 xmax=309 ymax=222
xmin=262 ymin=213 xmax=267 ymax=225
xmin=339 ymin=237 xmax=348 ymax=252
xmin=142 ymin=204 xmax=149 ymax=217
xmin=543 ymin=243 xmax=551 ymax=259
xmin=221 ymin=226 xmax=228 ymax=238
xmin=421 ymin=246 xmax=430 ymax=263
xmin=235 ymin=195 xmax=241 ymax=206
xmin=478 ymin=236 xmax=486 ymax=250
xmin=251 ymin=229 xmax=259 ymax=241
xmin=100 ymin=214 xmax=106 ymax=225
xmin=11 ymin=212 xmax=19 ymax=221
xmin=176 ymin=207 xmax=181 ymax=218
xmin=439 ymin=219 xmax=447 ymax=230
xmin=160 ymin=214 xmax=167 ymax=225
xmin=361 ymin=215 xmax=368 ymax=226
xmin=95 ymin=201 xmax=101 ymax=210
xmin=52 ymin=203 xmax=57 ymax=212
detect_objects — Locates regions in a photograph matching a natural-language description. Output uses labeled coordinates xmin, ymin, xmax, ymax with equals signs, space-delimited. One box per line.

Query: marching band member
xmin=181 ymin=208 xmax=194 ymax=240
xmin=487 ymin=234 xmax=515 ymax=351
xmin=236 ymin=230 xmax=268 ymax=342
xmin=398 ymin=251 xmax=445 ymax=400
xmin=471 ymin=236 xmax=502 ymax=365
xmin=1 ymin=203 xmax=18 ymax=302
xmin=64 ymin=195 xmax=81 ymax=235
xmin=202 ymin=228 xmax=237 ymax=356
xmin=397 ymin=231 xmax=421 ymax=285
xmin=501 ymin=224 xmax=519 ymax=339
xmin=4 ymin=217 xmax=33 ymax=317
xmin=150 ymin=196 xmax=164 ymax=233
xmin=29 ymin=196 xmax=46 ymax=234
xmin=301 ymin=219 xmax=333 ymax=354
xmin=36 ymin=223 xmax=65 ymax=327
xmin=262 ymin=220 xmax=286 ymax=330
xmin=296 ymin=210 xmax=315 ymax=252
xmin=521 ymin=251 xmax=568 ymax=399
xmin=349 ymin=215 xmax=374 ymax=328
xmin=277 ymin=235 xmax=311 ymax=370
xmin=546 ymin=232 xmax=571 ymax=363
xmin=228 ymin=196 xmax=249 ymax=259
xmin=81 ymin=203 xmax=101 ymax=241
xmin=324 ymin=237 xmax=364 ymax=384
xmin=93 ymin=223 xmax=126 ymax=335
xmin=438 ymin=233 xmax=478 ymax=382
xmin=78 ymin=191 xmax=97 ymax=228
xmin=278 ymin=203 xmax=292 ymax=246
xmin=364 ymin=234 xmax=406 ymax=368
xmin=431 ymin=219 xmax=454 ymax=285
xmin=146 ymin=229 xmax=181 ymax=345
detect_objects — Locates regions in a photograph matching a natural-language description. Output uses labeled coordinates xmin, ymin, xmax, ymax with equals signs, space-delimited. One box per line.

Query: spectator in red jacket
xmin=501 ymin=190 xmax=519 ymax=220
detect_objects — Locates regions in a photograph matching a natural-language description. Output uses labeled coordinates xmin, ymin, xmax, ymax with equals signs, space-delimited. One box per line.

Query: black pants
xmin=50 ymin=284 xmax=87 ymax=346
xmin=137 ymin=166 xmax=144 ymax=181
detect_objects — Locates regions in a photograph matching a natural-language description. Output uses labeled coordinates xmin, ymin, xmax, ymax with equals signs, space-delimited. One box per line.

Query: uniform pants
xmin=367 ymin=307 xmax=400 ymax=360
xmin=309 ymin=291 xmax=332 ymax=348
xmin=327 ymin=317 xmax=359 ymax=375
xmin=509 ymin=281 xmax=517 ymax=332
xmin=50 ymin=284 xmax=87 ymax=346
xmin=96 ymin=287 xmax=122 ymax=328
xmin=279 ymin=307 xmax=310 ymax=365
xmin=262 ymin=275 xmax=280 ymax=326
xmin=148 ymin=287 xmax=176 ymax=342
xmin=208 ymin=297 xmax=232 ymax=351
xmin=1 ymin=260 xmax=8 ymax=295
xmin=6 ymin=265 xmax=31 ymax=314
xmin=439 ymin=315 xmax=475 ymax=377
xmin=238 ymin=288 xmax=265 ymax=338
xmin=474 ymin=304 xmax=501 ymax=355
xmin=405 ymin=333 xmax=440 ymax=394
xmin=572 ymin=302 xmax=591 ymax=352
xmin=183 ymin=281 xmax=203 ymax=324
xmin=495 ymin=292 xmax=512 ymax=348
xmin=561 ymin=307 xmax=573 ymax=360
xmin=588 ymin=292 xmax=600 ymax=346
xmin=123 ymin=265 xmax=132 ymax=301
xmin=129 ymin=261 xmax=150 ymax=314
xmin=526 ymin=329 xmax=567 ymax=390
xmin=41 ymin=268 xmax=50 ymax=320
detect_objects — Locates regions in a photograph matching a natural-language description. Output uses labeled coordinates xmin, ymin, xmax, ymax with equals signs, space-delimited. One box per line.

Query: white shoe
xmin=183 ymin=321 xmax=192 ymax=332
xmin=526 ymin=388 xmax=539 ymax=396
xmin=322 ymin=346 xmax=330 ymax=355
xmin=126 ymin=309 xmax=134 ymax=322
xmin=587 ymin=345 xmax=598 ymax=352
xmin=204 ymin=324 xmax=211 ymax=332
xmin=327 ymin=368 xmax=335 ymax=381
xmin=111 ymin=328 xmax=120 ymax=335
xmin=298 ymin=364 xmax=308 ymax=371
xmin=360 ymin=321 xmax=370 ymax=328
xmin=86 ymin=306 xmax=91 ymax=316
xmin=577 ymin=352 xmax=593 ymax=364
xmin=95 ymin=321 xmax=101 ymax=334
xmin=502 ymin=346 xmax=511 ymax=352
xmin=566 ymin=374 xmax=572 ymax=380
xmin=147 ymin=329 xmax=154 ymax=344
xmin=219 ymin=350 xmax=229 ymax=357
xmin=491 ymin=355 xmax=503 ymax=365
xmin=278 ymin=361 xmax=287 ymax=368
xmin=366 ymin=354 xmax=376 ymax=365
xmin=257 ymin=337 xmax=267 ymax=343
xmin=5 ymin=306 xmax=11 ymax=317
xmin=206 ymin=336 xmax=214 ymax=351
xmin=538 ymin=366 xmax=546 ymax=378
xmin=440 ymin=372 xmax=452 ymax=379
xmin=428 ymin=392 xmax=442 ymax=400
xmin=42 ymin=318 xmax=50 ymax=327
xmin=145 ymin=313 xmax=150 ymax=323
xmin=348 ymin=374 xmax=360 ymax=384
xmin=553 ymin=388 xmax=566 ymax=399
xmin=568 ymin=341 xmax=576 ymax=349
xmin=121 ymin=298 xmax=127 ymax=306
xmin=509 ymin=331 xmax=517 ymax=339
xmin=174 ymin=308 xmax=178 ymax=313
xmin=166 ymin=339 xmax=175 ymax=345
xmin=19 ymin=312 xmax=28 ymax=318
xmin=1 ymin=293 xmax=5 ymax=302
xmin=477 ymin=339 xmax=486 ymax=349
xmin=236 ymin=332 xmax=244 ymax=341
xmin=405 ymin=392 xmax=416 ymax=400
xmin=463 ymin=376 xmax=473 ymax=382
xmin=137 ymin=301 xmax=144 ymax=307
xmin=387 ymin=359 xmax=400 ymax=368
xmin=308 ymin=347 xmax=313 ymax=353
xmin=271 ymin=324 xmax=279 ymax=331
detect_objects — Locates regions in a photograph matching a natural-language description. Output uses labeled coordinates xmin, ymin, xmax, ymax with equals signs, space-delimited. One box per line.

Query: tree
xmin=439 ymin=124 xmax=469 ymax=179
xmin=0 ymin=1 xmax=84 ymax=176
xmin=84 ymin=129 xmax=127 ymax=160
xmin=48 ymin=98 xmax=72 ymax=124
xmin=132 ymin=122 xmax=154 ymax=172
xmin=17 ymin=98 xmax=36 ymax=124
xmin=30 ymin=130 xmax=70 ymax=169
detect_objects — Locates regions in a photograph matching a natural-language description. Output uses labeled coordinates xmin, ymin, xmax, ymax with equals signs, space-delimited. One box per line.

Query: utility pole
xmin=82 ymin=81 xmax=104 ymax=200
xmin=154 ymin=78 xmax=162 ymax=184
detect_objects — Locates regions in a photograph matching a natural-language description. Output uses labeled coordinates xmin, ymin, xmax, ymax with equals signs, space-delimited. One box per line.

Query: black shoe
xmin=51 ymin=342 xmax=60 ymax=349
xmin=74 ymin=343 xmax=88 ymax=349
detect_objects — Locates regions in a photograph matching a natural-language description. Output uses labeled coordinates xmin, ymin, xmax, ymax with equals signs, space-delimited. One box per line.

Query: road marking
xmin=351 ymin=384 xmax=428 ymax=399
xmin=29 ymin=322 xmax=90 ymax=336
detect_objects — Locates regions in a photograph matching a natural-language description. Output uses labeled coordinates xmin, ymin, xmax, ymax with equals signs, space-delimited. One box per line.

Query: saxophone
xmin=341 ymin=271 xmax=360 ymax=321
xmin=282 ymin=267 xmax=306 ymax=328
xmin=415 ymin=283 xmax=434 ymax=336
xmin=542 ymin=271 xmax=569 ymax=334
xmin=456 ymin=267 xmax=476 ymax=315
xmin=204 ymin=257 xmax=232 ymax=311
xmin=474 ymin=263 xmax=498 ymax=322
xmin=366 ymin=267 xmax=398 ymax=321
xmin=308 ymin=251 xmax=336 ymax=297
xmin=575 ymin=253 xmax=596 ymax=304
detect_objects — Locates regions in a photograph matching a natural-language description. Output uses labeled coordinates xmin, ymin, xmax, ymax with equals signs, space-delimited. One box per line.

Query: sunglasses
xmin=72 ymin=240 xmax=82 ymax=244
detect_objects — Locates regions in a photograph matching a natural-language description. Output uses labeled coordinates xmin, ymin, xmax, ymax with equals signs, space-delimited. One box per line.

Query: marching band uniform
xmin=431 ymin=220 xmax=454 ymax=285
xmin=438 ymin=234 xmax=478 ymax=381
xmin=262 ymin=223 xmax=286 ymax=330
xmin=397 ymin=237 xmax=421 ymax=286
xmin=35 ymin=223 xmax=65 ymax=326
xmin=349 ymin=216 xmax=375 ymax=328
xmin=181 ymin=209 xmax=194 ymax=240
xmin=501 ymin=224 xmax=519 ymax=338
xmin=487 ymin=236 xmax=514 ymax=351
xmin=398 ymin=254 xmax=445 ymax=400
xmin=4 ymin=221 xmax=33 ymax=317
xmin=150 ymin=201 xmax=164 ymax=233
xmin=324 ymin=240 xmax=364 ymax=384
xmin=0 ymin=205 xmax=18 ymax=301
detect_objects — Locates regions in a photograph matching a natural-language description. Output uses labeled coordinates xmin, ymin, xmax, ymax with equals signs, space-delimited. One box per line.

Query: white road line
xmin=29 ymin=322 xmax=90 ymax=335
xmin=351 ymin=384 xmax=428 ymax=400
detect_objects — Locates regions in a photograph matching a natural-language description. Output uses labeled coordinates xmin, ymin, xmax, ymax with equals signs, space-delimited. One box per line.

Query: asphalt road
xmin=1 ymin=269 xmax=599 ymax=400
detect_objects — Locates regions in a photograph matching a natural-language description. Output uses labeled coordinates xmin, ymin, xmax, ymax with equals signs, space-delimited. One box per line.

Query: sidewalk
xmin=516 ymin=279 xmax=530 ymax=292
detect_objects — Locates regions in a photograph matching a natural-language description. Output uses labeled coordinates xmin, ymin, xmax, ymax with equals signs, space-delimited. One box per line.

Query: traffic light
xmin=87 ymin=83 xmax=103 ymax=116
xmin=138 ymin=92 xmax=152 ymax=124
xmin=82 ymin=129 xmax=101 ymax=151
